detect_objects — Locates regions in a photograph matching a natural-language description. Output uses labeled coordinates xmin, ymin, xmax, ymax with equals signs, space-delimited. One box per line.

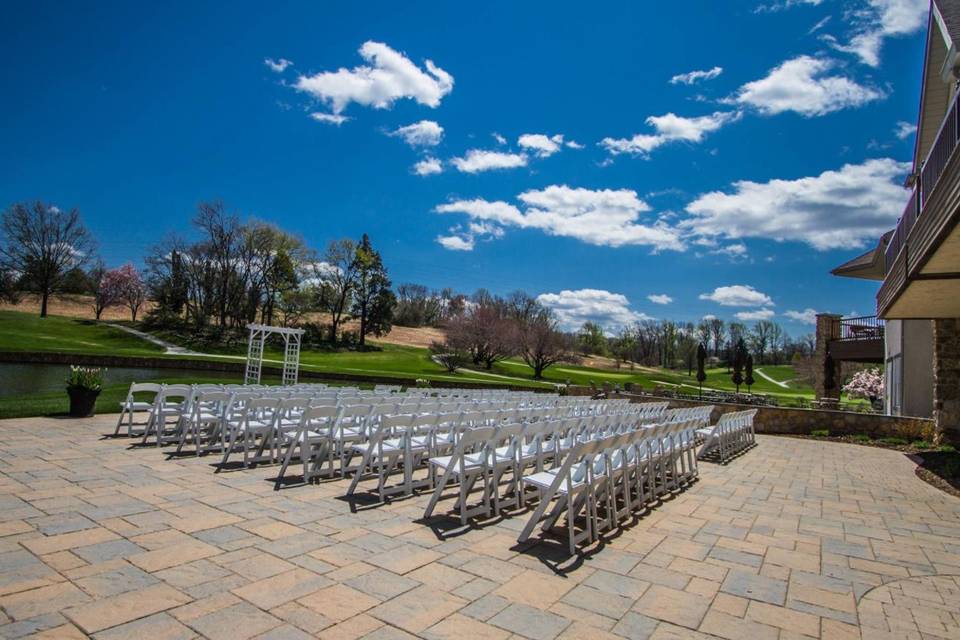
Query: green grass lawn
xmin=0 ymin=310 xmax=165 ymax=356
xmin=0 ymin=310 xmax=829 ymax=417
xmin=488 ymin=359 xmax=815 ymax=398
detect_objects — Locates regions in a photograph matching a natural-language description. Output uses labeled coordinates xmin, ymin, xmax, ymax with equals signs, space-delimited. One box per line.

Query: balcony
xmin=828 ymin=315 xmax=884 ymax=363
xmin=879 ymin=88 xmax=960 ymax=318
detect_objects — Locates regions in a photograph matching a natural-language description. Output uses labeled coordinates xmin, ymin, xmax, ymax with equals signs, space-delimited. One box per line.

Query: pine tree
xmin=351 ymin=234 xmax=394 ymax=347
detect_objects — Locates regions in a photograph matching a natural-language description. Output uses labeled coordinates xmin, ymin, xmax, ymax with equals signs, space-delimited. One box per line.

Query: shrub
xmin=429 ymin=341 xmax=468 ymax=373
xmin=876 ymin=437 xmax=908 ymax=446
xmin=624 ymin=382 xmax=634 ymax=392
xmin=911 ymin=440 xmax=935 ymax=450
xmin=66 ymin=366 xmax=105 ymax=391
xmin=850 ymin=434 xmax=872 ymax=444
xmin=938 ymin=444 xmax=956 ymax=453
xmin=810 ymin=429 xmax=830 ymax=438
xmin=842 ymin=368 xmax=884 ymax=401
xmin=415 ymin=378 xmax=431 ymax=388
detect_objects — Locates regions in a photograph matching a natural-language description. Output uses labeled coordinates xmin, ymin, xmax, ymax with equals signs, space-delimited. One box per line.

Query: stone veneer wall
xmin=933 ymin=318 xmax=960 ymax=445
xmin=814 ymin=313 xmax=843 ymax=401
xmin=608 ymin=392 xmax=935 ymax=441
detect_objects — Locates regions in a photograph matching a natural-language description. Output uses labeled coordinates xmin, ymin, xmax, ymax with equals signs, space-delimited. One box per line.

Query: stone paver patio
xmin=0 ymin=416 xmax=958 ymax=639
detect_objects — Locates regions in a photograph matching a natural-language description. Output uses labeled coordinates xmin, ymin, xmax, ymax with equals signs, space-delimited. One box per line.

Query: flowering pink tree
xmin=100 ymin=263 xmax=146 ymax=321
xmin=842 ymin=367 xmax=884 ymax=401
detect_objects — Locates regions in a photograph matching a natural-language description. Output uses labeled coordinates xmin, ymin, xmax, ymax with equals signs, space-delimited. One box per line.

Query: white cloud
xmin=735 ymin=308 xmax=776 ymax=321
xmin=265 ymin=58 xmax=293 ymax=73
xmin=435 ymin=185 xmax=684 ymax=250
xmin=647 ymin=294 xmax=674 ymax=305
xmin=827 ymin=0 xmax=928 ymax=67
xmin=492 ymin=132 xmax=507 ymax=145
xmin=294 ymin=41 xmax=453 ymax=114
xmin=734 ymin=56 xmax=883 ymax=116
xmin=670 ymin=66 xmax=724 ymax=85
xmin=711 ymin=242 xmax=749 ymax=260
xmin=683 ymin=158 xmax=911 ymax=250
xmin=389 ymin=120 xmax=443 ymax=146
xmin=702 ymin=314 xmax=717 ymax=321
xmin=565 ymin=139 xmax=584 ymax=149
xmin=699 ymin=285 xmax=774 ymax=307
xmin=784 ymin=308 xmax=819 ymax=324
xmin=537 ymin=289 xmax=649 ymax=331
xmin=436 ymin=234 xmax=474 ymax=251
xmin=310 ymin=112 xmax=350 ymax=126
xmin=756 ymin=0 xmax=822 ymax=12
xmin=518 ymin=133 xmax=565 ymax=157
xmin=809 ymin=15 xmax=833 ymax=34
xmin=413 ymin=157 xmax=443 ymax=176
xmin=450 ymin=149 xmax=528 ymax=173
xmin=601 ymin=111 xmax=741 ymax=157
xmin=894 ymin=120 xmax=917 ymax=140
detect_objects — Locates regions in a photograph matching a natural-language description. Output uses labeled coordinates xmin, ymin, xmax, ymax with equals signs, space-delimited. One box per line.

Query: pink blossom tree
xmin=842 ymin=367 xmax=884 ymax=401
xmin=100 ymin=263 xmax=146 ymax=321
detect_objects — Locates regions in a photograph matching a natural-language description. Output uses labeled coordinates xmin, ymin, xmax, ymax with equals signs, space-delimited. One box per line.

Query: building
xmin=831 ymin=0 xmax=960 ymax=443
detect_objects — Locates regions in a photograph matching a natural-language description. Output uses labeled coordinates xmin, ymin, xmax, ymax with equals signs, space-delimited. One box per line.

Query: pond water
xmin=0 ymin=362 xmax=229 ymax=398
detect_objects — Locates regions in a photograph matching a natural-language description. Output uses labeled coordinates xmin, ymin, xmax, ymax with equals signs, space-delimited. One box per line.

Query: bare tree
xmin=444 ymin=300 xmax=515 ymax=369
xmin=88 ymin=259 xmax=111 ymax=320
xmin=314 ymin=239 xmax=357 ymax=342
xmin=517 ymin=310 xmax=573 ymax=379
xmin=749 ymin=320 xmax=775 ymax=364
xmin=708 ymin=317 xmax=725 ymax=356
xmin=0 ymin=202 xmax=95 ymax=317
xmin=192 ymin=201 xmax=241 ymax=328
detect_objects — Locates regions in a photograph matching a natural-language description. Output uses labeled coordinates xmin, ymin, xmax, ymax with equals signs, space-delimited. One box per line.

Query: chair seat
xmin=121 ymin=401 xmax=153 ymax=411
xmin=351 ymin=441 xmax=401 ymax=455
xmin=429 ymin=454 xmax=483 ymax=473
xmin=283 ymin=430 xmax=329 ymax=443
xmin=523 ymin=470 xmax=583 ymax=493
xmin=696 ymin=427 xmax=714 ymax=437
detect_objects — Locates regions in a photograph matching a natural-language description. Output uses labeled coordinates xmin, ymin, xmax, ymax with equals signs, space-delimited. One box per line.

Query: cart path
xmin=755 ymin=367 xmax=790 ymax=388
xmin=103 ymin=322 xmax=218 ymax=358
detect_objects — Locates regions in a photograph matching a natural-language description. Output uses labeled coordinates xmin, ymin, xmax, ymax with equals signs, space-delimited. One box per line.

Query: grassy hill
xmin=0 ymin=310 xmax=825 ymax=418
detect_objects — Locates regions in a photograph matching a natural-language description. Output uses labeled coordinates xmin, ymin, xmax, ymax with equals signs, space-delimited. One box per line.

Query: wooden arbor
xmin=244 ymin=324 xmax=305 ymax=386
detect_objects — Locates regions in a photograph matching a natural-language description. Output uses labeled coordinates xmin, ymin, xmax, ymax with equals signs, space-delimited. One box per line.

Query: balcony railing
xmin=886 ymin=88 xmax=960 ymax=274
xmin=834 ymin=315 xmax=884 ymax=341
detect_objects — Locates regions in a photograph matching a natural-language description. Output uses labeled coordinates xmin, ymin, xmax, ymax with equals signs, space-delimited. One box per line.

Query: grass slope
xmin=0 ymin=311 xmax=826 ymax=420
xmin=0 ymin=311 xmax=164 ymax=356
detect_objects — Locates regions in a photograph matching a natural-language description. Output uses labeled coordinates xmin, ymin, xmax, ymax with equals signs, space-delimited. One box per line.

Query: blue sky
xmin=0 ymin=0 xmax=928 ymax=333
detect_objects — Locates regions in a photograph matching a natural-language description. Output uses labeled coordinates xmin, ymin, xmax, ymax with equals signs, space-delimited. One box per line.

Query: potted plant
xmin=66 ymin=366 xmax=105 ymax=417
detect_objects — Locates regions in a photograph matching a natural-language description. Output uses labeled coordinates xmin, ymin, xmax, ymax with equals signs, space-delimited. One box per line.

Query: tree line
xmin=0 ymin=200 xmax=813 ymax=378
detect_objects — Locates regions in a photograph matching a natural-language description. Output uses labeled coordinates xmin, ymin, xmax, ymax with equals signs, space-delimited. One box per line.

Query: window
xmin=885 ymin=355 xmax=902 ymax=416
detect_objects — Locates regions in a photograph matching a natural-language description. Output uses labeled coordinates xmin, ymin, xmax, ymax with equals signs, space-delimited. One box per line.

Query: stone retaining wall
xmin=613 ymin=392 xmax=935 ymax=441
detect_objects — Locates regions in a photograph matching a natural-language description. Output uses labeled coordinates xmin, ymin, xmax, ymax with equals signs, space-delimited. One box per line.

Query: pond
xmin=0 ymin=362 xmax=241 ymax=398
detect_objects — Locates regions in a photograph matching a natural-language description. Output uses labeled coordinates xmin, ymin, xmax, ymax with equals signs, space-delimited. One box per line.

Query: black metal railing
xmin=886 ymin=90 xmax=960 ymax=274
xmin=835 ymin=315 xmax=884 ymax=341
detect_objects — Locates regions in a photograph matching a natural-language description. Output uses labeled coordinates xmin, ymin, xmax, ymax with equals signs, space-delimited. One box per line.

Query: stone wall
xmin=612 ymin=392 xmax=935 ymax=441
xmin=933 ymin=319 xmax=960 ymax=445
xmin=814 ymin=313 xmax=842 ymax=401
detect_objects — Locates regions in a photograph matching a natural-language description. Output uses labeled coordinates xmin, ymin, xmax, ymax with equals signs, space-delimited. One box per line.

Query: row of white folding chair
xmin=517 ymin=420 xmax=700 ymax=553
xmin=666 ymin=405 xmax=714 ymax=426
xmin=696 ymin=410 xmax=756 ymax=462
xmin=174 ymin=388 xmax=625 ymax=465
xmin=421 ymin=412 xmax=673 ymax=522
xmin=261 ymin=397 xmax=666 ymax=496
xmin=136 ymin=383 xmax=337 ymax=446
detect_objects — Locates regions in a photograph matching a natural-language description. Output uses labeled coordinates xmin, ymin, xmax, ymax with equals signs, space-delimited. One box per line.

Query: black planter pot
xmin=67 ymin=386 xmax=101 ymax=418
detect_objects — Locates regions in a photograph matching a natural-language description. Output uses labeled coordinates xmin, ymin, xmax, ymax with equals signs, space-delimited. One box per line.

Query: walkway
xmin=0 ymin=417 xmax=958 ymax=639
xmin=754 ymin=368 xmax=790 ymax=389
